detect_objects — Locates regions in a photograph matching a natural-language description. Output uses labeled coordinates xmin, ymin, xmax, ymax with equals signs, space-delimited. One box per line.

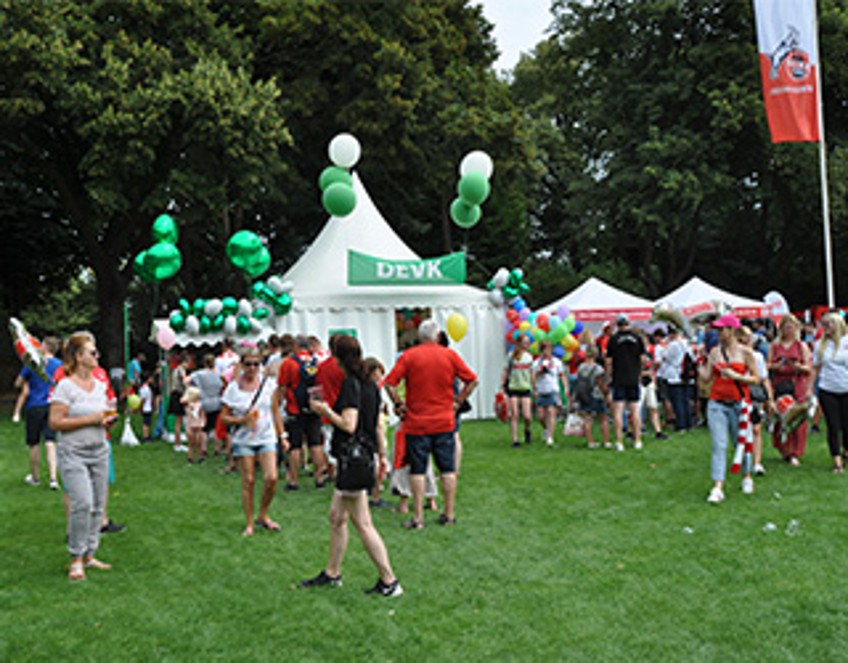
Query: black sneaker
xmin=300 ymin=570 xmax=342 ymax=588
xmin=100 ymin=520 xmax=126 ymax=534
xmin=284 ymin=483 xmax=299 ymax=492
xmin=524 ymin=429 xmax=532 ymax=444
xmin=512 ymin=441 xmax=521 ymax=449
xmin=365 ymin=578 xmax=404 ymax=598
xmin=656 ymin=431 xmax=669 ymax=440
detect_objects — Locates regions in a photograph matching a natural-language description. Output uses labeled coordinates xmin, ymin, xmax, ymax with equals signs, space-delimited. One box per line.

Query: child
xmin=181 ymin=387 xmax=206 ymax=464
xmin=139 ymin=373 xmax=154 ymax=442
xmin=574 ymin=345 xmax=610 ymax=449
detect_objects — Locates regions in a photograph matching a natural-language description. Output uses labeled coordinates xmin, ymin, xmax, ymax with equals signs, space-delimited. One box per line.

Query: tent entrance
xmin=395 ymin=307 xmax=431 ymax=352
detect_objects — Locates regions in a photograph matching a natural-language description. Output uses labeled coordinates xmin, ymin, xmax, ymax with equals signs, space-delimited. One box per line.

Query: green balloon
xmin=133 ymin=250 xmax=155 ymax=283
xmin=199 ymin=314 xmax=211 ymax=333
xmin=457 ymin=172 xmax=490 ymax=206
xmin=236 ymin=314 xmax=252 ymax=334
xmin=221 ymin=296 xmax=238 ymax=315
xmin=318 ymin=166 xmax=353 ymax=191
xmin=252 ymin=307 xmax=270 ymax=320
xmin=226 ymin=230 xmax=263 ymax=270
xmin=450 ymin=198 xmax=481 ymax=229
xmin=322 ymin=182 xmax=357 ymax=217
xmin=275 ymin=292 xmax=292 ymax=315
xmin=192 ymin=298 xmax=207 ymax=317
xmin=178 ymin=298 xmax=191 ymax=315
xmin=243 ymin=246 xmax=271 ymax=279
xmin=145 ymin=241 xmax=182 ymax=281
xmin=169 ymin=311 xmax=186 ymax=332
xmin=210 ymin=313 xmax=225 ymax=331
xmin=152 ymin=214 xmax=178 ymax=244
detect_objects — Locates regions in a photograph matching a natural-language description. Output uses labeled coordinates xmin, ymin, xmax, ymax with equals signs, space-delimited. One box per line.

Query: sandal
xmin=437 ymin=514 xmax=457 ymax=526
xmin=242 ymin=526 xmax=254 ymax=537
xmin=83 ymin=557 xmax=112 ymax=570
xmin=68 ymin=560 xmax=86 ymax=581
xmin=254 ymin=518 xmax=281 ymax=532
xmin=402 ymin=518 xmax=424 ymax=530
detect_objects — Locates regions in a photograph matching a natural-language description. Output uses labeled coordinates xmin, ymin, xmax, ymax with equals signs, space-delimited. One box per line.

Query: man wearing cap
xmin=605 ymin=314 xmax=646 ymax=450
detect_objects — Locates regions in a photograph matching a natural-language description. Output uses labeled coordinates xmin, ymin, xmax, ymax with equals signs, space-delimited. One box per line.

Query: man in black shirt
xmin=605 ymin=314 xmax=646 ymax=451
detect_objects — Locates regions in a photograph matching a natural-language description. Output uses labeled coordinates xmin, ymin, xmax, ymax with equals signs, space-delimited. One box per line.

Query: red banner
xmin=754 ymin=0 xmax=820 ymax=143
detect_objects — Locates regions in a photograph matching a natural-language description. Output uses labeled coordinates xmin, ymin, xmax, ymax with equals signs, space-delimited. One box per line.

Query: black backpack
xmin=573 ymin=369 xmax=594 ymax=407
xmin=293 ymin=354 xmax=319 ymax=414
xmin=681 ymin=351 xmax=697 ymax=383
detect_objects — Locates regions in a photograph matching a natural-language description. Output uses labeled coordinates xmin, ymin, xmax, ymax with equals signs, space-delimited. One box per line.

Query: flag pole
xmin=814 ymin=3 xmax=834 ymax=307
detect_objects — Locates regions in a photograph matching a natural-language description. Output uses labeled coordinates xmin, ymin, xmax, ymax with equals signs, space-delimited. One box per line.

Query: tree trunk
xmin=91 ymin=256 xmax=129 ymax=372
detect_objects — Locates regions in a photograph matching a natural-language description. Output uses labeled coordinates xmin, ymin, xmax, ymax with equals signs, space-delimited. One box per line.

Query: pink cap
xmin=712 ymin=313 xmax=741 ymax=329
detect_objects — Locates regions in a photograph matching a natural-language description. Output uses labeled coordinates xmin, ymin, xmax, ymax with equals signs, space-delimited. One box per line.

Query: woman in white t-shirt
xmin=49 ymin=332 xmax=117 ymax=581
xmin=220 ymin=346 xmax=289 ymax=536
xmin=809 ymin=313 xmax=848 ymax=473
xmin=533 ymin=341 xmax=568 ymax=446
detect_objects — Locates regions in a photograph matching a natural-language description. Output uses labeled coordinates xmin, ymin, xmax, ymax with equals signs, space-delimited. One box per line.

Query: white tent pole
xmin=814 ymin=4 xmax=835 ymax=307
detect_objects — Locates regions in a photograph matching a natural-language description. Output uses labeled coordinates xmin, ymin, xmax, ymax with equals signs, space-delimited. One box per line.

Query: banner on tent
xmin=348 ymin=250 xmax=466 ymax=286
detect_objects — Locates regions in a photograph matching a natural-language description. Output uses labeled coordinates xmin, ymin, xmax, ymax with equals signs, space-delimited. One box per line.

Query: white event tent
xmin=656 ymin=276 xmax=772 ymax=318
xmin=541 ymin=276 xmax=654 ymax=331
xmin=275 ymin=173 xmax=503 ymax=418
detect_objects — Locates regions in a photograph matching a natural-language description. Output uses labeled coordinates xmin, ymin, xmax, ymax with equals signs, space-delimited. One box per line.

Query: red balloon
xmin=506 ymin=309 xmax=520 ymax=323
xmin=537 ymin=313 xmax=549 ymax=331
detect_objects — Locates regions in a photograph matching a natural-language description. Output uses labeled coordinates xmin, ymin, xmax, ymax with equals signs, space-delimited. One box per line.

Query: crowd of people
xmin=13 ymin=308 xmax=848 ymax=584
xmin=499 ymin=310 xmax=847 ymax=503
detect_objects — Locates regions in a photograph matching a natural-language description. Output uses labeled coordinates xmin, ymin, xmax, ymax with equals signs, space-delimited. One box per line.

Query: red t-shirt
xmin=384 ymin=343 xmax=478 ymax=435
xmin=277 ymin=351 xmax=316 ymax=416
xmin=316 ymin=356 xmax=345 ymax=424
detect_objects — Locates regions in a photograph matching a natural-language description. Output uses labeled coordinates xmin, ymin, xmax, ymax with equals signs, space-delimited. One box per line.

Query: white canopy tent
xmin=541 ymin=277 xmax=654 ymax=332
xmin=275 ymin=173 xmax=502 ymax=418
xmin=656 ymin=276 xmax=772 ymax=318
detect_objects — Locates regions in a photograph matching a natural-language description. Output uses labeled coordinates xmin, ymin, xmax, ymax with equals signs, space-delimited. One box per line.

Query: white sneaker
xmin=706 ymin=487 xmax=725 ymax=504
xmin=753 ymin=463 xmax=766 ymax=476
xmin=49 ymin=479 xmax=60 ymax=490
xmin=24 ymin=474 xmax=40 ymax=486
xmin=741 ymin=477 xmax=754 ymax=494
xmin=634 ymin=441 xmax=643 ymax=450
xmin=545 ymin=437 xmax=554 ymax=447
xmin=174 ymin=444 xmax=188 ymax=453
xmin=615 ymin=443 xmax=625 ymax=452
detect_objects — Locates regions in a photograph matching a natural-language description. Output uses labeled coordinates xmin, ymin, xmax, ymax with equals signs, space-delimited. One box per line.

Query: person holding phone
xmin=48 ymin=332 xmax=117 ymax=581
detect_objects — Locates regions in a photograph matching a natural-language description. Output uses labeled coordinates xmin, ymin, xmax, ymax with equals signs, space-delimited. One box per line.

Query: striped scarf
xmin=730 ymin=398 xmax=753 ymax=475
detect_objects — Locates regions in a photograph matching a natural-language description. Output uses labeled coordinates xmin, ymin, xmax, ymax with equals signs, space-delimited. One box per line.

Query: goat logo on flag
xmin=754 ymin=0 xmax=820 ymax=143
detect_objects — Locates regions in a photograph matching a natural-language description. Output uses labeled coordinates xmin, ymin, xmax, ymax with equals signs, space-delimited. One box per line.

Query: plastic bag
xmin=563 ymin=412 xmax=584 ymax=436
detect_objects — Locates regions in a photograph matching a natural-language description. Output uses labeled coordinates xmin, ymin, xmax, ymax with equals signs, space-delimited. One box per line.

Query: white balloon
xmin=266 ymin=276 xmax=284 ymax=295
xmin=204 ymin=298 xmax=223 ymax=318
xmin=328 ymin=133 xmax=361 ymax=168
xmin=238 ymin=298 xmax=253 ymax=317
xmin=223 ymin=315 xmax=237 ymax=336
xmin=250 ymin=319 xmax=264 ymax=334
xmin=488 ymin=289 xmax=505 ymax=306
xmin=279 ymin=280 xmax=295 ymax=293
xmin=185 ymin=315 xmax=200 ymax=335
xmin=492 ymin=267 xmax=510 ymax=289
xmin=460 ymin=150 xmax=494 ymax=179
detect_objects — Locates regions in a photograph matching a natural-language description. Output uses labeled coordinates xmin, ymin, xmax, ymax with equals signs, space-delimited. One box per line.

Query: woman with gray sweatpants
xmin=49 ymin=332 xmax=117 ymax=581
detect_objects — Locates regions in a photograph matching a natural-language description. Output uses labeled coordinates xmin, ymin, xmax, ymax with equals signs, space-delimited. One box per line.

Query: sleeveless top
xmin=709 ymin=361 xmax=749 ymax=402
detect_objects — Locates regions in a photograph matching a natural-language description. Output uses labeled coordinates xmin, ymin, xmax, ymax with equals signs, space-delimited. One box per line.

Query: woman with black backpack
xmin=300 ymin=336 xmax=403 ymax=598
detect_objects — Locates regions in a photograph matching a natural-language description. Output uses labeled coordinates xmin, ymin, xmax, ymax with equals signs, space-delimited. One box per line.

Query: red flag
xmin=753 ymin=0 xmax=820 ymax=143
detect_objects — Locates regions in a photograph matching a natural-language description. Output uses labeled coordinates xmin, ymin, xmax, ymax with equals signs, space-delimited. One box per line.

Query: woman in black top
xmin=300 ymin=336 xmax=403 ymax=598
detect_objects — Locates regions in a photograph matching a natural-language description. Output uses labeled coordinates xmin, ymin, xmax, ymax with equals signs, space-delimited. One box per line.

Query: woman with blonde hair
xmin=49 ymin=332 xmax=117 ymax=580
xmin=809 ymin=313 xmax=848 ymax=473
xmin=767 ymin=314 xmax=812 ymax=466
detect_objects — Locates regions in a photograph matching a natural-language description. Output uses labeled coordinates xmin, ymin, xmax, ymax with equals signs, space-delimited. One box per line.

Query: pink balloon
xmin=518 ymin=308 xmax=530 ymax=321
xmin=557 ymin=304 xmax=570 ymax=319
xmin=156 ymin=326 xmax=177 ymax=350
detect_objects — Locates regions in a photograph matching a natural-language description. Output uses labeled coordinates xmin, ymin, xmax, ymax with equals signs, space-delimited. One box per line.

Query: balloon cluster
xmin=486 ymin=267 xmax=530 ymax=306
xmin=252 ymin=275 xmax=294 ymax=316
xmin=320 ymin=133 xmax=361 ymax=218
xmin=169 ymin=292 xmax=276 ymax=339
xmin=504 ymin=300 xmax=585 ymax=360
xmin=450 ymin=151 xmax=493 ymax=229
xmin=8 ymin=317 xmax=48 ymax=381
xmin=226 ymin=230 xmax=271 ymax=279
xmin=133 ymin=214 xmax=182 ymax=283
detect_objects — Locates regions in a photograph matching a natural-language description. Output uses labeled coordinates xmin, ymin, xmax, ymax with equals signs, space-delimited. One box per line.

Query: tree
xmin=0 ymin=0 xmax=291 ymax=367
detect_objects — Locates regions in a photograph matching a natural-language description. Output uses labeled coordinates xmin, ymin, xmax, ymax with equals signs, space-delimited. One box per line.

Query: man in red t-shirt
xmin=384 ymin=319 xmax=478 ymax=529
xmin=271 ymin=335 xmax=327 ymax=490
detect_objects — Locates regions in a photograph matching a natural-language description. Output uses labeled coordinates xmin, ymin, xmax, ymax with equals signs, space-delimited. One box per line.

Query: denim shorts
xmin=536 ymin=392 xmax=559 ymax=407
xmin=232 ymin=441 xmax=277 ymax=458
xmin=407 ymin=432 xmax=455 ymax=475
xmin=580 ymin=396 xmax=607 ymax=415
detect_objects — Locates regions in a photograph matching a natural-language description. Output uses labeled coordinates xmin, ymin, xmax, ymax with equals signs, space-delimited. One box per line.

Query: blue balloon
xmin=552 ymin=345 xmax=566 ymax=359
xmin=573 ymin=320 xmax=584 ymax=335
xmin=549 ymin=314 xmax=561 ymax=329
xmin=512 ymin=297 xmax=526 ymax=311
xmin=512 ymin=330 xmax=522 ymax=341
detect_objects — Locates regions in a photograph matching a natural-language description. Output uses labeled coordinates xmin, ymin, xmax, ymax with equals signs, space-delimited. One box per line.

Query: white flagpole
xmin=813 ymin=4 xmax=835 ymax=307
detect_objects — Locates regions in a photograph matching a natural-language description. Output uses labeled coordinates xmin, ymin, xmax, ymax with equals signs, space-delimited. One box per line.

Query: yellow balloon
xmin=562 ymin=334 xmax=579 ymax=351
xmin=446 ymin=313 xmax=468 ymax=342
xmin=518 ymin=321 xmax=531 ymax=333
xmin=127 ymin=394 xmax=142 ymax=411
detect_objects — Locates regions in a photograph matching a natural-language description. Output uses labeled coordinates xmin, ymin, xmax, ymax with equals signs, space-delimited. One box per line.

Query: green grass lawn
xmin=2 ymin=411 xmax=848 ymax=661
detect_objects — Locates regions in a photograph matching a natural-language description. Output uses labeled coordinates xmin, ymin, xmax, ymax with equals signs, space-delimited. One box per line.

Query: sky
xmin=476 ymin=1 xmax=555 ymax=72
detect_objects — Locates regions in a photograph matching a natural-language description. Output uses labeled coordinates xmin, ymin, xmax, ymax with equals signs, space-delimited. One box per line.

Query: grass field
xmin=2 ymin=410 xmax=848 ymax=662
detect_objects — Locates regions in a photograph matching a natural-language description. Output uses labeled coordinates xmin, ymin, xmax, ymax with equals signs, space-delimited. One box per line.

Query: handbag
xmin=774 ymin=380 xmax=795 ymax=398
xmin=336 ymin=432 xmax=375 ymax=491
xmin=749 ymin=383 xmax=768 ymax=403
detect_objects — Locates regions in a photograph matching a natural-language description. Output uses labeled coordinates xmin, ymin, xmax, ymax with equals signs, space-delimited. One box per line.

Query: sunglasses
xmin=85 ymin=348 xmax=100 ymax=357
xmin=243 ymin=361 xmax=261 ymax=367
